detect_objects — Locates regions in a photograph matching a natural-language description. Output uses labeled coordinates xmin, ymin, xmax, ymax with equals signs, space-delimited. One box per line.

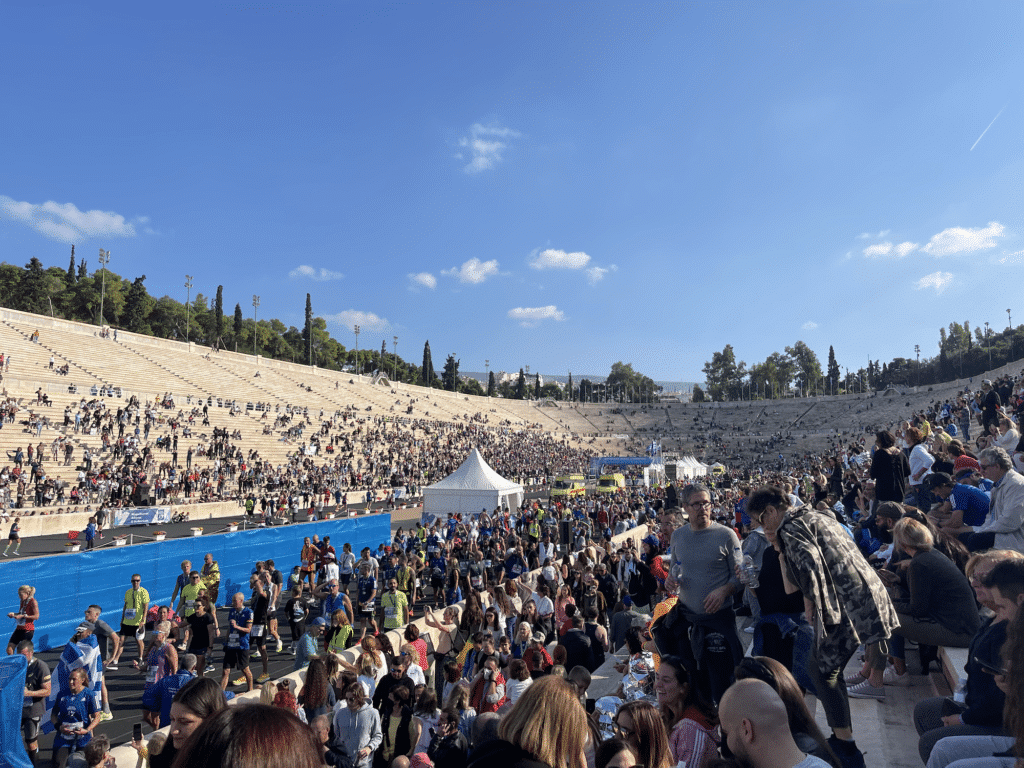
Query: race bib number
xmin=484 ymin=560 xmax=492 ymax=568
xmin=65 ymin=721 xmax=84 ymax=733
xmin=227 ymin=632 xmax=240 ymax=648
xmin=185 ymin=600 xmax=195 ymax=610
xmin=384 ymin=606 xmax=397 ymax=619
xmin=252 ymin=625 xmax=264 ymax=637
xmin=17 ymin=616 xmax=26 ymax=626
xmin=471 ymin=576 xmax=483 ymax=589
xmin=146 ymin=666 xmax=158 ymax=683
xmin=125 ymin=608 xmax=137 ymax=620
xmin=364 ymin=600 xmax=375 ymax=610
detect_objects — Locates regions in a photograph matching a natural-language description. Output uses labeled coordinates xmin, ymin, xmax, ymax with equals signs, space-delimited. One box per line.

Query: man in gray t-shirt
xmin=656 ymin=484 xmax=743 ymax=704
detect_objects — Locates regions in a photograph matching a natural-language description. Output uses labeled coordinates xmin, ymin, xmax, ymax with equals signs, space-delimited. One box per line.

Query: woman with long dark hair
xmin=298 ymin=657 xmax=336 ymax=723
xmin=870 ymin=431 xmax=911 ymax=503
xmin=654 ymin=656 xmax=719 ymax=768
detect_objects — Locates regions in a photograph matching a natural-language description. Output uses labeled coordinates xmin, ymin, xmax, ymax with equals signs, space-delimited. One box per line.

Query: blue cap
xmin=311 ymin=617 xmax=327 ymax=626
xmin=622 ymin=596 xmax=632 ymax=607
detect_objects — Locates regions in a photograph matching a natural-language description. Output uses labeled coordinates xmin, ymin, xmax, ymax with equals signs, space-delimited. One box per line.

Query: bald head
xmin=720 ymin=679 xmax=802 ymax=768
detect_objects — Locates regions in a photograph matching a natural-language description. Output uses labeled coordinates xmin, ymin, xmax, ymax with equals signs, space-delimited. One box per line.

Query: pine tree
xmin=827 ymin=345 xmax=840 ymax=395
xmin=303 ymin=293 xmax=313 ymax=364
xmin=567 ymin=372 xmax=573 ymax=402
xmin=233 ymin=303 xmax=243 ymax=349
xmin=421 ymin=341 xmax=434 ymax=387
xmin=515 ymin=369 xmax=526 ymax=399
xmin=67 ymin=246 xmax=76 ymax=284
xmin=534 ymin=372 xmax=541 ymax=398
xmin=214 ymin=286 xmax=224 ymax=344
xmin=77 ymin=259 xmax=88 ymax=280
xmin=487 ymin=370 xmax=496 ymax=396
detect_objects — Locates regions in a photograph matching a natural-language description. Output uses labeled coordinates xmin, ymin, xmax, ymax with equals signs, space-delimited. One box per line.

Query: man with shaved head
xmin=719 ymin=679 xmax=832 ymax=768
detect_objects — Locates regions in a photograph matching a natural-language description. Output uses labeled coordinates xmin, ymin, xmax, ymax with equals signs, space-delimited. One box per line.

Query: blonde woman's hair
xmin=894 ymin=517 xmax=934 ymax=552
xmin=19 ymin=585 xmax=35 ymax=598
xmin=966 ymin=549 xmax=1024 ymax=578
xmin=260 ymin=681 xmax=275 ymax=705
xmin=498 ymin=675 xmax=588 ymax=768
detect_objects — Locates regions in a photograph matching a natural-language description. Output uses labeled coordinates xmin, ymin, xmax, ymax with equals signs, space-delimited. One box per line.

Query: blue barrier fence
xmin=0 ymin=515 xmax=391 ymax=652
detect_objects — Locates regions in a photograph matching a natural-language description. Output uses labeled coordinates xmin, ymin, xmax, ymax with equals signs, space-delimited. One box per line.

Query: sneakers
xmin=291 ymin=645 xmax=296 ymax=656
xmin=256 ymin=673 xmax=271 ymax=684
xmin=844 ymin=671 xmax=867 ymax=686
xmin=882 ymin=666 xmax=911 ymax=686
xmin=105 ymin=662 xmax=118 ymax=671
xmin=846 ymin=679 xmax=885 ymax=700
xmin=276 ymin=639 xmax=284 ymax=653
xmin=100 ymin=711 xmax=114 ymax=722
xmin=827 ymin=736 xmax=866 ymax=768
xmin=205 ymin=664 xmax=216 ymax=673
xmin=232 ymin=676 xmax=247 ymax=686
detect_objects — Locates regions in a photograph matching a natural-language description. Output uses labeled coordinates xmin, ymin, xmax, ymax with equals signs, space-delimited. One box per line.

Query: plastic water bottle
xmin=742 ymin=554 xmax=759 ymax=589
xmin=953 ymin=677 xmax=968 ymax=704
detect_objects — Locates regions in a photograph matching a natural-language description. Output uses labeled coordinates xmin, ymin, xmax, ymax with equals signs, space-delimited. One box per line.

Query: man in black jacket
xmin=428 ymin=707 xmax=469 ymax=768
xmin=559 ymin=615 xmax=595 ymax=672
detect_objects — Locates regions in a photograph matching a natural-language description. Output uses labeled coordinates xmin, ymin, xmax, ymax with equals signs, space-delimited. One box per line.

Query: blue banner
xmin=0 ymin=515 xmax=391 ymax=652
xmin=114 ymin=506 xmax=173 ymax=527
xmin=0 ymin=653 xmax=32 ymax=767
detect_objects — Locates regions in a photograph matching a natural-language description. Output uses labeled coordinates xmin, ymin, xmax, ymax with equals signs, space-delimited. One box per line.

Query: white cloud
xmin=998 ymin=250 xmax=1024 ymax=265
xmin=0 ymin=194 xmax=138 ymax=243
xmin=457 ymin=123 xmax=521 ymax=174
xmin=442 ymin=258 xmax=499 ymax=284
xmin=585 ymin=264 xmax=618 ymax=285
xmin=408 ymin=272 xmax=437 ymax=290
xmin=857 ymin=229 xmax=890 ymax=239
xmin=915 ymin=271 xmax=954 ymax=294
xmin=529 ymin=248 xmax=591 ymax=270
xmin=863 ymin=242 xmax=893 ymax=257
xmin=507 ymin=305 xmax=565 ymax=327
xmin=922 ymin=221 xmax=1004 ymax=256
xmin=863 ymin=240 xmax=918 ymax=258
xmin=289 ymin=265 xmax=344 ymax=281
xmin=324 ymin=310 xmax=391 ymax=333
xmin=802 ymin=321 xmax=818 ymax=331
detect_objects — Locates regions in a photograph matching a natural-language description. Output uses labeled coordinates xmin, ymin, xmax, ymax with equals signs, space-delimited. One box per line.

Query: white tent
xmin=420 ymin=448 xmax=525 ymax=526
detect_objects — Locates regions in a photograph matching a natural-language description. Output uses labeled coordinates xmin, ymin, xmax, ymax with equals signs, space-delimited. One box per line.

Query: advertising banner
xmin=114 ymin=506 xmax=173 ymax=527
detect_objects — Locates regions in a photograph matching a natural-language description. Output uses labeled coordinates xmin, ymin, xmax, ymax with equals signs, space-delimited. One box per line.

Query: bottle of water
xmin=953 ymin=677 xmax=968 ymax=704
xmin=742 ymin=554 xmax=759 ymax=589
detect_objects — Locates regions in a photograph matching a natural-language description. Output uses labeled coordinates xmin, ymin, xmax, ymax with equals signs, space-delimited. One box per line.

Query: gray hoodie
xmin=332 ymin=702 xmax=383 ymax=768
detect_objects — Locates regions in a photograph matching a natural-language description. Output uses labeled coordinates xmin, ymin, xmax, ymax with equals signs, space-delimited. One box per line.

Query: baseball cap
xmin=311 ymin=617 xmax=327 ymax=627
xmin=955 ymin=468 xmax=978 ymax=481
xmin=76 ymin=621 xmax=95 ymax=634
xmin=531 ymin=631 xmax=546 ymax=644
xmin=622 ymin=595 xmax=633 ymax=607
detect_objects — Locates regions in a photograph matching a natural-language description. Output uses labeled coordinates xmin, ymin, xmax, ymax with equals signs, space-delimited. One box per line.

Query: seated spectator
xmin=914 ymin=550 xmax=1023 ymax=763
xmin=849 ymin=518 xmax=980 ymax=697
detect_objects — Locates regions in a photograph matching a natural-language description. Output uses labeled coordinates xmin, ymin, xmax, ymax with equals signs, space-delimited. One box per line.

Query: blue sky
xmin=1 ymin=1 xmax=1021 ymax=386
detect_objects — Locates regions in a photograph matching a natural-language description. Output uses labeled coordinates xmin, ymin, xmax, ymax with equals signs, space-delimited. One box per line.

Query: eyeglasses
xmin=688 ymin=500 xmax=713 ymax=509
xmin=390 ymin=667 xmax=403 ymax=674
xmin=131 ymin=579 xmax=141 ymax=583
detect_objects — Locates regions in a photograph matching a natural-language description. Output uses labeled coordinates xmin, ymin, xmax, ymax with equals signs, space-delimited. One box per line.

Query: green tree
xmin=213 ymin=286 xmax=224 ymax=345
xmin=534 ymin=372 xmax=541 ymax=399
xmin=785 ymin=341 xmax=822 ymax=396
xmin=233 ymin=303 xmax=244 ymax=349
xmin=67 ymin=246 xmax=77 ymax=284
xmin=123 ymin=275 xmax=155 ymax=333
xmin=0 ymin=264 xmax=22 ymax=309
xmin=421 ymin=341 xmax=434 ymax=386
xmin=702 ymin=345 xmax=739 ymax=401
xmin=515 ymin=368 xmax=526 ymax=399
xmin=578 ymin=378 xmax=594 ymax=402
xmin=487 ymin=370 xmax=496 ymax=396
xmin=540 ymin=382 xmax=562 ymax=400
xmin=692 ymin=384 xmax=706 ymax=402
xmin=460 ymin=377 xmax=485 ymax=396
xmin=567 ymin=372 xmax=573 ymax=402
xmin=77 ymin=259 xmax=88 ymax=280
xmin=826 ymin=346 xmax=840 ymax=395
xmin=606 ymin=361 xmax=658 ymax=403
xmin=302 ymin=293 xmax=313 ymax=364
xmin=442 ymin=353 xmax=460 ymax=391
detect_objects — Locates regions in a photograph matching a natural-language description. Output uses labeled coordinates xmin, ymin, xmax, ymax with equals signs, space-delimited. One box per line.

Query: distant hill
xmin=462 ymin=371 xmax=697 ymax=393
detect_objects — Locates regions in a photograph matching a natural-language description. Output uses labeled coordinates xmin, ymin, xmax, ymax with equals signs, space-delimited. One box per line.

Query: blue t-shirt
xmin=357 ymin=576 xmax=376 ymax=607
xmin=504 ymin=555 xmax=525 ymax=578
xmin=950 ymin=483 xmax=991 ymax=527
xmin=226 ymin=607 xmax=254 ymax=650
xmin=429 ymin=557 xmax=447 ymax=580
xmin=145 ymin=670 xmax=196 ymax=727
xmin=53 ymin=689 xmax=98 ymax=748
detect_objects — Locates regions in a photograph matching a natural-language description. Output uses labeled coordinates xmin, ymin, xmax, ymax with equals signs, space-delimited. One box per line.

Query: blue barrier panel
xmin=0 ymin=515 xmax=391 ymax=652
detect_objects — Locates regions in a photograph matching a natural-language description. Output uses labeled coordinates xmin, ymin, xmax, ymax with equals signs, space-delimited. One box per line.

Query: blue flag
xmin=0 ymin=653 xmax=33 ymax=767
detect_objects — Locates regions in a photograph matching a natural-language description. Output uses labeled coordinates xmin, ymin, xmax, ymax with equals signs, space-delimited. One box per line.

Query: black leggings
xmin=805 ymin=642 xmax=854 ymax=731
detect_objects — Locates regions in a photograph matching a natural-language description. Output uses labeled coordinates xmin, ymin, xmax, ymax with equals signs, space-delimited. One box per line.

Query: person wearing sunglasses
xmin=612 ymin=701 xmax=671 ymax=768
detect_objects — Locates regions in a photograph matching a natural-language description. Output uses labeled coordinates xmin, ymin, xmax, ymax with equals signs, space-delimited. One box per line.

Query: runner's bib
xmin=125 ymin=609 xmax=136 ymax=620
xmin=146 ymin=666 xmax=158 ymax=684
xmin=252 ymin=625 xmax=264 ymax=637
xmin=227 ymin=632 xmax=240 ymax=648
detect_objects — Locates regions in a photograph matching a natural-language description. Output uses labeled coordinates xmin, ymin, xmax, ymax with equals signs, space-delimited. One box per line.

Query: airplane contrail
xmin=970 ymin=107 xmax=1005 ymax=151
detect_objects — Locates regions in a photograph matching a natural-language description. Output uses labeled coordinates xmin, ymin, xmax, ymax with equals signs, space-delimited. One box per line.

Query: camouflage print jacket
xmin=777 ymin=505 xmax=899 ymax=675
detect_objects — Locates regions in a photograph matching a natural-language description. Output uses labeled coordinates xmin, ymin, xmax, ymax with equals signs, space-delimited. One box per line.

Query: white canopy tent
xmin=420 ymin=448 xmax=525 ymax=526
xmin=674 ymin=455 xmax=710 ymax=480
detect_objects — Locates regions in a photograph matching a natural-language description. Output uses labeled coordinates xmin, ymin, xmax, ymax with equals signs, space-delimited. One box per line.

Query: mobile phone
xmin=133 ymin=723 xmax=143 ymax=742
xmin=974 ymin=655 xmax=1006 ymax=676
